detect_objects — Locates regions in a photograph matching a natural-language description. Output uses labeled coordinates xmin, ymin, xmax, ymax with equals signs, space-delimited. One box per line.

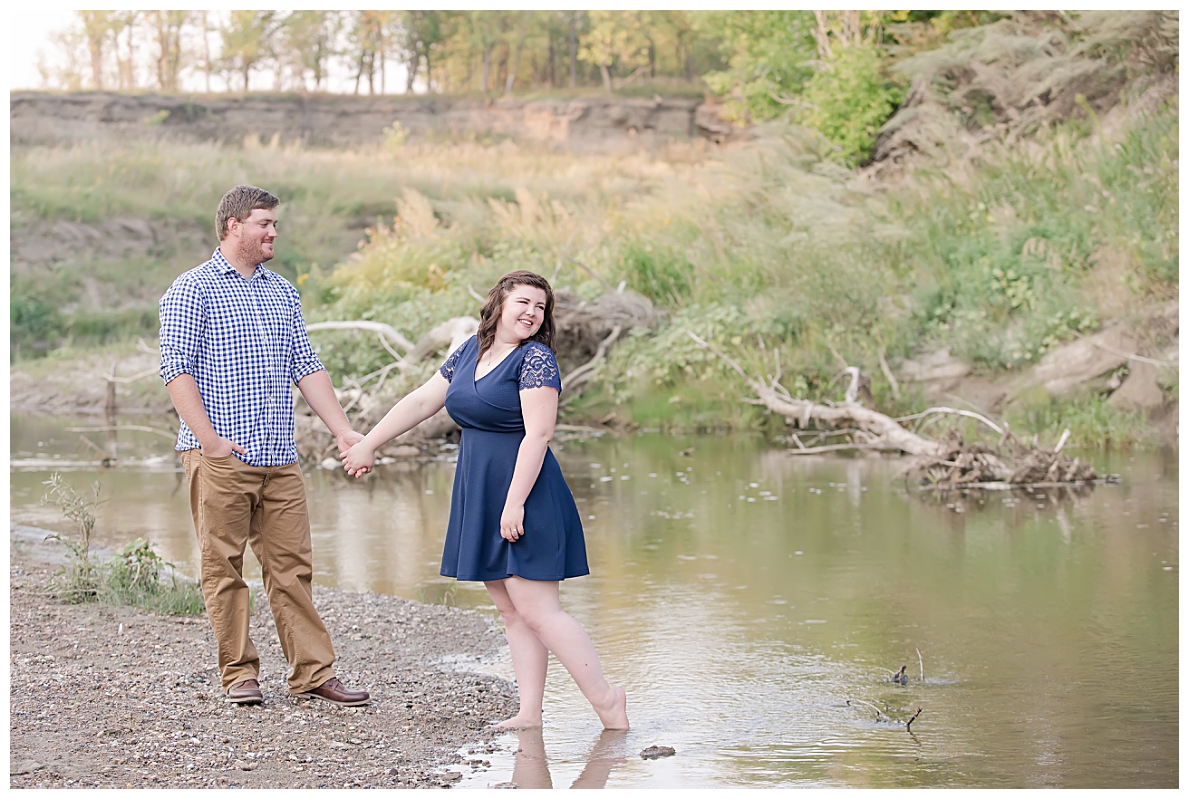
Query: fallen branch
xmin=562 ymin=325 xmax=622 ymax=391
xmin=306 ymin=321 xmax=416 ymax=354
xmin=567 ymin=258 xmax=616 ymax=293
xmin=846 ymin=699 xmax=888 ymax=722
xmin=685 ymin=330 xmax=944 ymax=457
xmin=916 ymin=478 xmax=1114 ymax=490
xmin=1088 ymin=340 xmax=1175 ymax=367
xmin=917 ymin=648 xmax=924 ymax=682
xmin=66 ymin=425 xmax=177 ymax=440
xmin=105 ymin=366 xmax=160 ymax=385
xmin=894 ymin=407 xmax=1004 ymax=436
xmin=788 ymin=442 xmax=904 ymax=456
xmin=906 ymin=707 xmax=923 ymax=732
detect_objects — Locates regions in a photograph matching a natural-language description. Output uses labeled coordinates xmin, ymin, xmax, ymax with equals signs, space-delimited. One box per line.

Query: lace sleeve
xmin=439 ymin=338 xmax=470 ymax=383
xmin=518 ymin=342 xmax=562 ymax=394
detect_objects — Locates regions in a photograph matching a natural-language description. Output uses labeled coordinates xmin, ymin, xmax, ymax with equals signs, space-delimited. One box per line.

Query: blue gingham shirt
xmin=159 ymin=248 xmax=325 ymax=466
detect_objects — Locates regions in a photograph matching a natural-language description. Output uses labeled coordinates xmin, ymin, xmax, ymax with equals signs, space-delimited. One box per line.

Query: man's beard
xmin=237 ymin=237 xmax=274 ymax=265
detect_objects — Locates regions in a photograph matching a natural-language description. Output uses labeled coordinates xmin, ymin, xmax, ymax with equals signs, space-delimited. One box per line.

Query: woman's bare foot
xmin=594 ymin=685 xmax=629 ymax=730
xmin=495 ymin=713 xmax=543 ymax=730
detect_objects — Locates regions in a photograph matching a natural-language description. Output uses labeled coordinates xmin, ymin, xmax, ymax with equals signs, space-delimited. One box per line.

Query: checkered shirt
xmin=159 ymin=248 xmax=325 ymax=466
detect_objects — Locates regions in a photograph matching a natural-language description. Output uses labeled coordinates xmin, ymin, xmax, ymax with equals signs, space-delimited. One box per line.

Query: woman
xmin=341 ymin=270 xmax=629 ymax=730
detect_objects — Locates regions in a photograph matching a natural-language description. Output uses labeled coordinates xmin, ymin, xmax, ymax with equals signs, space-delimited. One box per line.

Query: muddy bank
xmin=9 ymin=524 xmax=518 ymax=788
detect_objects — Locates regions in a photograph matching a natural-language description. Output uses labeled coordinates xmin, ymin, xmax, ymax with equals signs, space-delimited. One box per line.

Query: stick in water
xmin=917 ymin=648 xmax=924 ymax=682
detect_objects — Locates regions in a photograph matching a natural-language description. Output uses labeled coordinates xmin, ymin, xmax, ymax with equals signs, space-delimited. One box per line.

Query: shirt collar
xmin=210 ymin=247 xmax=272 ymax=282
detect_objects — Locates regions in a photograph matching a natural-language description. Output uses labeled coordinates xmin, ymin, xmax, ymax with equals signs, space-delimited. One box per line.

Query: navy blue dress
xmin=438 ymin=336 xmax=589 ymax=582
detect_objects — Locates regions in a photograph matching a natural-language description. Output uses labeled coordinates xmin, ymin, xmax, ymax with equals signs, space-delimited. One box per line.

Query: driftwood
xmin=686 ymin=331 xmax=944 ymax=457
xmin=306 ymin=320 xmax=416 ymax=355
xmin=685 ymin=331 xmax=1101 ymax=489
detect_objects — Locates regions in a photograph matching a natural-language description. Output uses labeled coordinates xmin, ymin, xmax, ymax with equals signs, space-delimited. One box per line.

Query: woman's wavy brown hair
xmin=477 ymin=270 xmax=556 ymax=359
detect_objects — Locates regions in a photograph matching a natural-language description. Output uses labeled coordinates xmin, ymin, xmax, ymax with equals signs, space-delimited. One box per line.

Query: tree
xmin=698 ymin=11 xmax=818 ymax=122
xmin=109 ymin=12 xmax=143 ymax=90
xmin=579 ymin=11 xmax=651 ymax=92
xmin=279 ymin=12 xmax=342 ymax=92
xmin=503 ymin=12 xmax=532 ymax=95
xmin=77 ymin=11 xmax=116 ymax=90
xmin=149 ymin=11 xmax=190 ymax=92
xmin=395 ymin=11 xmax=450 ymax=93
xmin=221 ymin=10 xmax=276 ymax=91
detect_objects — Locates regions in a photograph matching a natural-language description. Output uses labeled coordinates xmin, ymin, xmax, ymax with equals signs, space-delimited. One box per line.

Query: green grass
xmin=1005 ymin=394 xmax=1160 ymax=450
xmin=10 ymin=92 xmax=1176 ymax=443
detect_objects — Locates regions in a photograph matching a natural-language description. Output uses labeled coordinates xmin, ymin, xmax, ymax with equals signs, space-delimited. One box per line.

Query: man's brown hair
xmin=216 ymin=185 xmax=279 ymax=241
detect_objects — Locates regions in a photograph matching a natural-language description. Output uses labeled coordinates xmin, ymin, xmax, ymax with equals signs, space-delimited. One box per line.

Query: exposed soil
xmin=9 ymin=525 xmax=518 ymax=789
xmin=12 ymin=91 xmax=739 ymax=153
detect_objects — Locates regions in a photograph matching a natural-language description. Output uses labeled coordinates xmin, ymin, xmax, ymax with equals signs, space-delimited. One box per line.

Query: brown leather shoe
xmin=295 ymin=677 xmax=369 ymax=707
xmin=226 ymin=679 xmax=263 ymax=705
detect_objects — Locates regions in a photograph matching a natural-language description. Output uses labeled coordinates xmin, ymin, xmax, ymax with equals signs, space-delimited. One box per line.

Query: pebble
xmin=10 ymin=529 xmax=518 ymax=789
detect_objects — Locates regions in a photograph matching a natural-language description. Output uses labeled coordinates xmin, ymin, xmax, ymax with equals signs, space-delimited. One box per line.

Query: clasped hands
xmin=340 ymin=434 xmax=375 ymax=478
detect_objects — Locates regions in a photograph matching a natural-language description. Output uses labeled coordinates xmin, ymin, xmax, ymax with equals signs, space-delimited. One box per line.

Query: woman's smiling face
xmin=497 ymin=283 xmax=548 ymax=342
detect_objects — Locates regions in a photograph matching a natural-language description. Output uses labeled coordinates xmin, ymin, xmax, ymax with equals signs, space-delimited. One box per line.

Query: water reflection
xmin=8 ymin=416 xmax=1179 ymax=788
xmin=498 ymin=728 xmax=628 ymax=790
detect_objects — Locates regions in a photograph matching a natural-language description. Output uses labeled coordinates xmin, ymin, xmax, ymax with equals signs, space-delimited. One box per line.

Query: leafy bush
xmin=795 ymin=44 xmax=905 ymax=165
xmin=103 ymin=538 xmax=206 ymax=616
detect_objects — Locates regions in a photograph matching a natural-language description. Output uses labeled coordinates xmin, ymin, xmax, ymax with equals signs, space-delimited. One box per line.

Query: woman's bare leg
xmin=486 ymin=579 xmax=548 ymax=728
xmin=504 ymin=576 xmax=629 ymax=730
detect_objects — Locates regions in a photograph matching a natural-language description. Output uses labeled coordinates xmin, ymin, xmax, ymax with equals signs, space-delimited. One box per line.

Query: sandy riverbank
xmin=9 ymin=525 xmax=518 ymax=788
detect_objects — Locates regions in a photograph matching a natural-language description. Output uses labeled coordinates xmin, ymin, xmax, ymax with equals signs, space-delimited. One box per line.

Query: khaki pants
xmin=181 ymin=450 xmax=336 ymax=693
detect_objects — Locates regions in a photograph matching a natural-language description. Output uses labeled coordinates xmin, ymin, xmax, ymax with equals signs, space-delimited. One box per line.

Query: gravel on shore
xmin=9 ymin=526 xmax=518 ymax=789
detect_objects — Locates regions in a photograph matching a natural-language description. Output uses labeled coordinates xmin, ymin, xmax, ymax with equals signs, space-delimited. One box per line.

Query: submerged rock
xmin=640 ymin=745 xmax=676 ymax=760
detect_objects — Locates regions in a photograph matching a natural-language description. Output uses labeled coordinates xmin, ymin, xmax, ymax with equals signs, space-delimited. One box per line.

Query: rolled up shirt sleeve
xmin=289 ymin=289 xmax=326 ymax=384
xmin=158 ymin=277 xmax=204 ymax=385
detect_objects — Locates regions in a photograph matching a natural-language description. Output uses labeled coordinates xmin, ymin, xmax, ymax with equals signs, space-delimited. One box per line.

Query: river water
xmin=10 ymin=414 xmax=1178 ymax=788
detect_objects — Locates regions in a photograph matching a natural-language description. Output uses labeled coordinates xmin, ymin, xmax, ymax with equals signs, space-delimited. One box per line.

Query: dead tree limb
xmin=562 ymin=325 xmax=622 ymax=391
xmin=567 ymin=258 xmax=616 ymax=293
xmin=788 ymin=442 xmax=904 ymax=456
xmin=893 ymin=407 xmax=1004 ymax=436
xmin=306 ymin=321 xmax=417 ymax=354
xmin=66 ymin=425 xmax=177 ymax=440
xmin=407 ymin=316 xmax=479 ymax=362
xmin=846 ymin=698 xmax=888 ymax=722
xmin=685 ymin=330 xmax=944 ymax=457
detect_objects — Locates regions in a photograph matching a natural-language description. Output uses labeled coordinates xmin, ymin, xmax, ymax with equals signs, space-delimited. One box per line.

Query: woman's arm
xmin=499 ymin=386 xmax=558 ymax=542
xmin=341 ymin=372 xmax=450 ymax=477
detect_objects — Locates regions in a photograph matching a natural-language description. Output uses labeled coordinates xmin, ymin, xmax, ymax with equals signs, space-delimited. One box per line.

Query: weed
xmin=102 ymin=537 xmax=206 ymax=616
xmin=41 ymin=472 xmax=102 ymax=603
xmin=40 ymin=474 xmax=205 ymax=614
xmin=1006 ymin=394 xmax=1158 ymax=450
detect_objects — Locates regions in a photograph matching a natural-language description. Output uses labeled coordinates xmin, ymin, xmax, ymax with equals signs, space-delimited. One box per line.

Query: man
xmin=159 ymin=185 xmax=368 ymax=707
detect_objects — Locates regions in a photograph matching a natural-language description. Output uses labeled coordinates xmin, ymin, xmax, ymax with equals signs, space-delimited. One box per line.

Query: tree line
xmin=37 ymin=10 xmax=1001 ymax=164
xmin=41 ymin=11 xmax=719 ymax=95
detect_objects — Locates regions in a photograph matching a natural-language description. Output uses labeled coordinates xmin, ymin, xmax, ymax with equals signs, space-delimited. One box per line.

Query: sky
xmin=9 ymin=9 xmax=77 ymax=90
xmin=5 ymin=8 xmax=410 ymax=94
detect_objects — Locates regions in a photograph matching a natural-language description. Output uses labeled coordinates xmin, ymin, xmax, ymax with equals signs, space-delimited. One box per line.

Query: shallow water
xmin=10 ymin=415 xmax=1178 ymax=788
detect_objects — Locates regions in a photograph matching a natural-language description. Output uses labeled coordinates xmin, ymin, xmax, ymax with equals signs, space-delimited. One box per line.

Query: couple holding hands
xmin=159 ymin=185 xmax=627 ymax=731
